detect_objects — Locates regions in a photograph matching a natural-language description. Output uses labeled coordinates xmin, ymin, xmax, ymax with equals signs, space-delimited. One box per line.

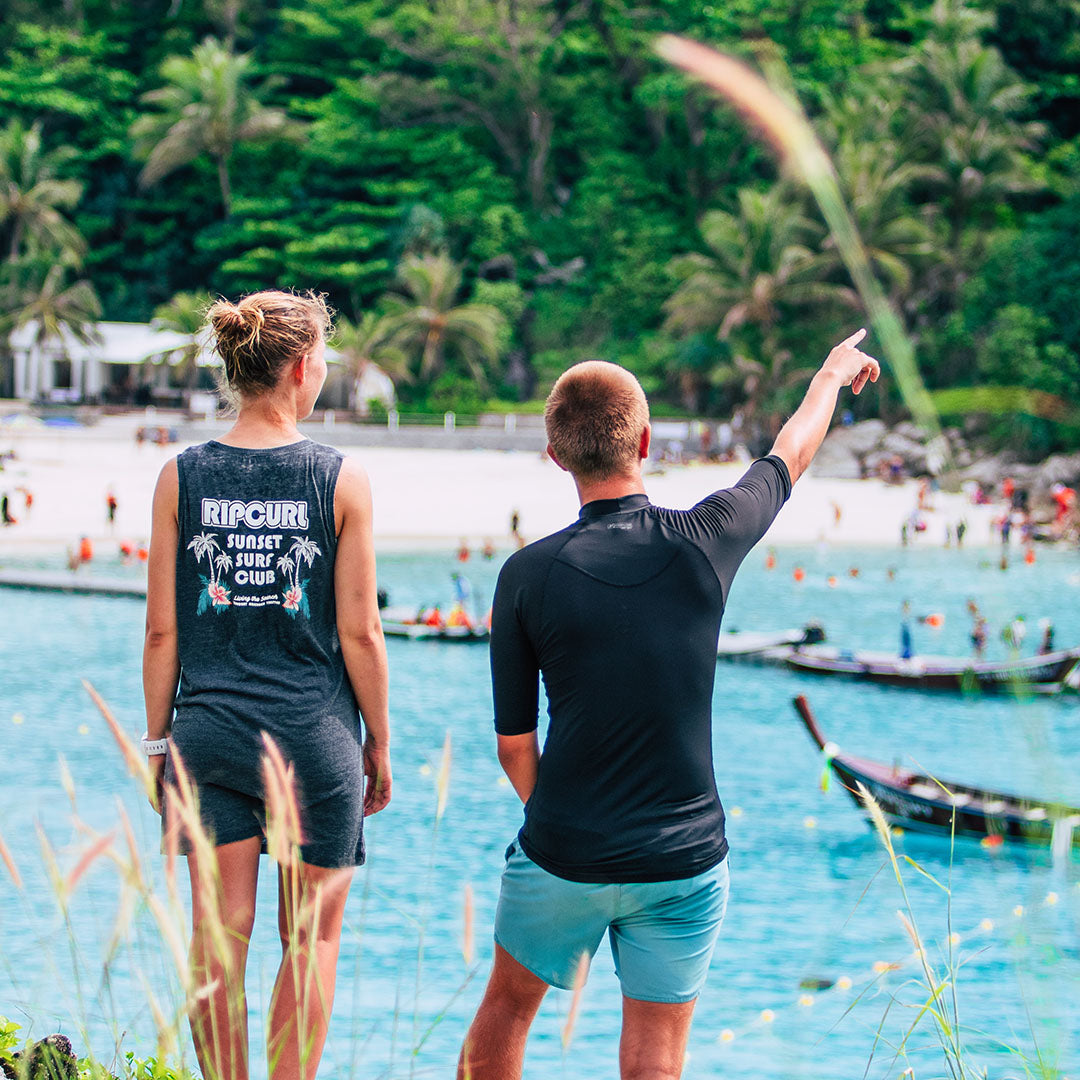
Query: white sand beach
xmin=0 ymin=422 xmax=1003 ymax=557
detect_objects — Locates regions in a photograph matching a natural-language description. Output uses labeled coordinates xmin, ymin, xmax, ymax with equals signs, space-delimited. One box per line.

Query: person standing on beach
xmin=142 ymin=290 xmax=391 ymax=1080
xmin=458 ymin=329 xmax=879 ymax=1079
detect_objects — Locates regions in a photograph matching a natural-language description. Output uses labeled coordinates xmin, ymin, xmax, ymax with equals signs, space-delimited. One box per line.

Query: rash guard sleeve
xmin=490 ymin=556 xmax=541 ymax=736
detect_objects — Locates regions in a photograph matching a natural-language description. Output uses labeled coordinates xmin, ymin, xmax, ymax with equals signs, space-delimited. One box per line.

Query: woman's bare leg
xmin=268 ymin=861 xmax=354 ymax=1080
xmin=187 ymin=836 xmax=262 ymax=1080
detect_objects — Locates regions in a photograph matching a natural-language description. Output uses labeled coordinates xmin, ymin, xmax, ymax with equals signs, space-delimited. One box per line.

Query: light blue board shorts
xmin=493 ymin=842 xmax=730 ymax=1004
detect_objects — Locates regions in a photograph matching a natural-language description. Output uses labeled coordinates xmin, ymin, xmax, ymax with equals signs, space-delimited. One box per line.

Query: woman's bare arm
xmin=143 ymin=458 xmax=180 ymax=810
xmin=334 ymin=457 xmax=392 ymax=816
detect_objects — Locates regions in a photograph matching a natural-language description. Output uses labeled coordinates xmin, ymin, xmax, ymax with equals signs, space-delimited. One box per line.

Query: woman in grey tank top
xmin=142 ymin=289 xmax=390 ymax=1080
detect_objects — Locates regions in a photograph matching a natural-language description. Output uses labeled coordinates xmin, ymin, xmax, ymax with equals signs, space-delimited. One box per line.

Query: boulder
xmin=893 ymin=421 xmax=929 ymax=443
xmin=958 ymin=456 xmax=1037 ymax=490
xmin=1034 ymin=452 xmax=1080 ymax=491
xmin=823 ymin=418 xmax=886 ymax=457
xmin=2 ymin=1035 xmax=77 ymax=1080
xmin=808 ymin=442 xmax=863 ymax=479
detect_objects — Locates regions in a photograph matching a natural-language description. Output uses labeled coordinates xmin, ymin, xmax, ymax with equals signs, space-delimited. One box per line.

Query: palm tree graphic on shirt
xmin=277 ymin=536 xmax=321 ymax=616
xmin=188 ymin=531 xmax=233 ymax=611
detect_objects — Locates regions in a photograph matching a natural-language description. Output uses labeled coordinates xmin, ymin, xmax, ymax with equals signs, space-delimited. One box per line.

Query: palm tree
xmin=151 ymin=290 xmax=211 ymax=388
xmin=284 ymin=537 xmax=320 ymax=589
xmin=823 ymin=98 xmax=944 ymax=308
xmin=381 ymin=253 xmax=506 ymax=389
xmin=664 ymin=185 xmax=856 ymax=420
xmin=130 ymin=37 xmax=305 ymax=218
xmin=188 ymin=532 xmax=223 ymax=585
xmin=1 ymin=254 xmax=101 ymax=356
xmin=892 ymin=0 xmax=1044 ymax=250
xmin=333 ymin=311 xmax=409 ymax=392
xmin=0 ymin=119 xmax=84 ymax=266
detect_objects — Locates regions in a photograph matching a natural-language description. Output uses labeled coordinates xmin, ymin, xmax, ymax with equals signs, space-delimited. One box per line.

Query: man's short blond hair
xmin=544 ymin=361 xmax=650 ymax=481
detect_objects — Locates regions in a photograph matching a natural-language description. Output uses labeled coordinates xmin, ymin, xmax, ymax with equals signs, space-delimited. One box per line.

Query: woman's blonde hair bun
xmin=207 ymin=290 xmax=332 ymax=402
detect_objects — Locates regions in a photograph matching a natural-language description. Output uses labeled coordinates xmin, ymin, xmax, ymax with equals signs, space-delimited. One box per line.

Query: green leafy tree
xmin=131 ymin=37 xmax=305 ymax=218
xmin=370 ymin=0 xmax=573 ymax=209
xmin=382 ymin=253 xmax=505 ymax=391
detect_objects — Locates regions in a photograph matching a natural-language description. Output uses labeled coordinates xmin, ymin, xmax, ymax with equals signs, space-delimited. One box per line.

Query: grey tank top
xmin=173 ymin=439 xmax=358 ymax=740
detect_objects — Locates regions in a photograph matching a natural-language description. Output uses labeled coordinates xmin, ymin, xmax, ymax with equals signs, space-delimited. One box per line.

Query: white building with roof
xmin=10 ymin=321 xmax=197 ymax=403
xmin=8 ymin=320 xmax=397 ymax=413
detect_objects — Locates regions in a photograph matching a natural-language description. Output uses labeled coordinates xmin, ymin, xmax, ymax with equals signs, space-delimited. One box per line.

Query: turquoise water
xmin=2 ymin=545 xmax=1079 ymax=1078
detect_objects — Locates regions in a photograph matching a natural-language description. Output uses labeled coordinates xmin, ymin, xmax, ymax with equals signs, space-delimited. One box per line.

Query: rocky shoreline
xmin=813 ymin=419 xmax=1080 ymax=518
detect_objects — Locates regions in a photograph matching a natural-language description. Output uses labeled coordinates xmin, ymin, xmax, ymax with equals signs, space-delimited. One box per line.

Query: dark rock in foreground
xmin=2 ymin=1035 xmax=78 ymax=1080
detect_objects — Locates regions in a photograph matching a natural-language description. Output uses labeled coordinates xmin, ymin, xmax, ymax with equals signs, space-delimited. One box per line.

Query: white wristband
xmin=141 ymin=733 xmax=169 ymax=757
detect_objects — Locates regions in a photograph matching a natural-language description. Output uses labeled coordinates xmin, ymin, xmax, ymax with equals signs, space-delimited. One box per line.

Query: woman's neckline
xmin=208 ymin=438 xmax=312 ymax=453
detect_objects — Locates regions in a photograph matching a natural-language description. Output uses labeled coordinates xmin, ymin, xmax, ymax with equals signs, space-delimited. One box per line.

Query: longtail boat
xmin=784 ymin=644 xmax=1080 ymax=693
xmin=793 ymin=695 xmax=1080 ymax=848
xmin=716 ymin=622 xmax=825 ymax=662
xmin=380 ymin=606 xmax=489 ymax=642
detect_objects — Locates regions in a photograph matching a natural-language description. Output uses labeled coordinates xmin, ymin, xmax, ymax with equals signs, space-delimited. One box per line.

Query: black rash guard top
xmin=490 ymin=456 xmax=791 ymax=883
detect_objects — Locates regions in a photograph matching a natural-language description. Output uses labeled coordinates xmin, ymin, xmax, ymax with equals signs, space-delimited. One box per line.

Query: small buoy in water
xmin=760 ymin=1009 xmax=775 ymax=1024
xmin=849 ymin=567 xmax=860 ymax=578
xmin=719 ymin=1029 xmax=735 ymax=1043
xmin=981 ymin=834 xmax=1004 ymax=849
xmin=827 ymin=576 xmax=838 ymax=588
xmin=793 ymin=566 xmax=805 ymax=582
xmin=835 ymin=976 xmax=853 ymax=990
xmin=137 ymin=546 xmax=149 ymax=562
xmin=765 ymin=550 xmax=776 ymax=570
xmin=924 ymin=612 xmax=944 ymax=628
xmin=1024 ymin=547 xmax=1036 ymax=565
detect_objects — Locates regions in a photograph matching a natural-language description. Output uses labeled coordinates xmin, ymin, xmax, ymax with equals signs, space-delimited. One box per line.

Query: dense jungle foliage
xmin=1 ymin=0 xmax=1078 ymax=447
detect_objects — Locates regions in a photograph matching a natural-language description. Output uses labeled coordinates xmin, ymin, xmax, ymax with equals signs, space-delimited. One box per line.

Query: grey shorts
xmin=162 ymin=715 xmax=366 ymax=869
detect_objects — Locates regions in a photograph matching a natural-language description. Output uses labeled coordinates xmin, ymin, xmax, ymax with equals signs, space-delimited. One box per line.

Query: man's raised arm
xmin=769 ymin=329 xmax=880 ymax=484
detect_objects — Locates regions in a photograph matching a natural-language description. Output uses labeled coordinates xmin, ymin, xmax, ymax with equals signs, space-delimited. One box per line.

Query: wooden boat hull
xmin=793 ymin=695 xmax=1080 ymax=848
xmin=785 ymin=645 xmax=1080 ymax=693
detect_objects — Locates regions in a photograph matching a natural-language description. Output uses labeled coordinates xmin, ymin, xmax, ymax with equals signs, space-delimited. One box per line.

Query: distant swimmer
xmin=971 ymin=615 xmax=988 ymax=658
xmin=106 ymin=488 xmax=118 ymax=531
xmin=456 ymin=538 xmax=470 ymax=563
xmin=482 ymin=537 xmax=496 ymax=560
xmin=1 ymin=491 xmax=15 ymax=526
xmin=900 ymin=601 xmax=914 ymax=660
xmin=1038 ymin=618 xmax=1055 ymax=655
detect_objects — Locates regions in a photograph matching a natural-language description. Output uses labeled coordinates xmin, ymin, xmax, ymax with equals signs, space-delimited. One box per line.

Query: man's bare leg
xmin=619 ymin=996 xmax=696 ymax=1080
xmin=458 ymin=945 xmax=549 ymax=1080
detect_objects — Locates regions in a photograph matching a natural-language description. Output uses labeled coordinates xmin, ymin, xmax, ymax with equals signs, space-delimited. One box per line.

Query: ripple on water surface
xmin=1 ymin=545 xmax=1078 ymax=1078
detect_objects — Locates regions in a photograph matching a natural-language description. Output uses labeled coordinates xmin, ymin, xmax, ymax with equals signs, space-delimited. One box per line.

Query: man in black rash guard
xmin=458 ymin=329 xmax=880 ymax=1080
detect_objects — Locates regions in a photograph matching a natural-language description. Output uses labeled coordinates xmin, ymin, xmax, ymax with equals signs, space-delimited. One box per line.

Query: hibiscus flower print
xmin=283 ymin=585 xmax=302 ymax=611
xmin=208 ymin=582 xmax=231 ymax=606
